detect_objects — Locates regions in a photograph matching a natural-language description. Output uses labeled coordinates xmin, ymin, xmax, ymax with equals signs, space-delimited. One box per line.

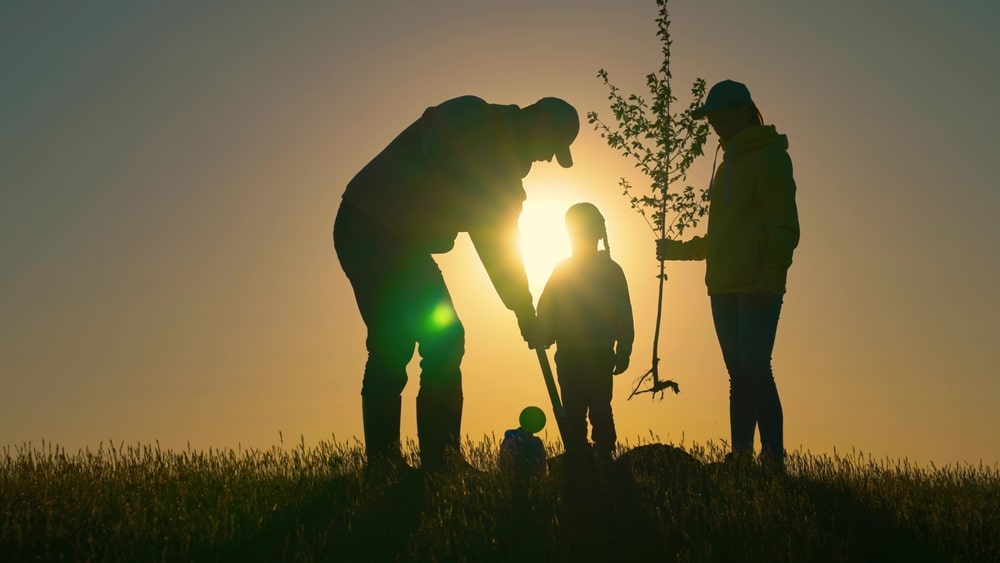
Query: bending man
xmin=334 ymin=95 xmax=579 ymax=472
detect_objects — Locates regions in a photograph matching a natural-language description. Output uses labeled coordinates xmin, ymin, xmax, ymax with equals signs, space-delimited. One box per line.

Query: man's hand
xmin=516 ymin=310 xmax=541 ymax=350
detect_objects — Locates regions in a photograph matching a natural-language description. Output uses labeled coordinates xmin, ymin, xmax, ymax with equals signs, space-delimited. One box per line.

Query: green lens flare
xmin=519 ymin=406 xmax=546 ymax=434
xmin=428 ymin=303 xmax=456 ymax=330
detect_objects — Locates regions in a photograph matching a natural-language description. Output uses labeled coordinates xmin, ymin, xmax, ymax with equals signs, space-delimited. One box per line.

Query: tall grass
xmin=1 ymin=436 xmax=996 ymax=562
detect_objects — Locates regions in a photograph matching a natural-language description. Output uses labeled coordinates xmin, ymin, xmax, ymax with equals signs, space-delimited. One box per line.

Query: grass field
xmin=1 ymin=436 xmax=997 ymax=562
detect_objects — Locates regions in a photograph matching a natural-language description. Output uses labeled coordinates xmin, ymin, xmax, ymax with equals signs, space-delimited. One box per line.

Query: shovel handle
xmin=535 ymin=347 xmax=571 ymax=448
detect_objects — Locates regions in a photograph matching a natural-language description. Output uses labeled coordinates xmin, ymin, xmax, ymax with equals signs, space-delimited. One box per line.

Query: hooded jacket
xmin=666 ymin=125 xmax=800 ymax=295
xmin=341 ymin=95 xmax=534 ymax=316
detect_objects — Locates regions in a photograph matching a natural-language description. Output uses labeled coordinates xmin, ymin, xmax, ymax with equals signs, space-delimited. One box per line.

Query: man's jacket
xmin=342 ymin=95 xmax=534 ymax=315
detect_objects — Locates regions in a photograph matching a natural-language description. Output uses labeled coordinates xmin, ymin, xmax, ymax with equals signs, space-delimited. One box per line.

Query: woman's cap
xmin=692 ymin=79 xmax=755 ymax=119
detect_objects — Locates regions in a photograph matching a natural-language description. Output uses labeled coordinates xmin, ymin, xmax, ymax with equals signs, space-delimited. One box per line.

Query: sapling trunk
xmin=589 ymin=0 xmax=708 ymax=400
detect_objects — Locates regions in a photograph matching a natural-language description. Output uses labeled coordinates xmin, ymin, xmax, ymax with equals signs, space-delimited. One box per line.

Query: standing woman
xmin=657 ymin=80 xmax=800 ymax=469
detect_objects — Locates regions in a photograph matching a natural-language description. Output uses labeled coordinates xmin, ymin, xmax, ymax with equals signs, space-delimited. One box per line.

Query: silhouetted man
xmin=334 ymin=95 xmax=579 ymax=473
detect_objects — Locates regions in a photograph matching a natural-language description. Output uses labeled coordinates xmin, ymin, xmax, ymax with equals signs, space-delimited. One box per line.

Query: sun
xmin=517 ymin=196 xmax=575 ymax=297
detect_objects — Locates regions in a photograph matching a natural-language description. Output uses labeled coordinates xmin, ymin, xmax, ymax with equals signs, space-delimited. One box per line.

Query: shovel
xmin=534 ymin=346 xmax=577 ymax=454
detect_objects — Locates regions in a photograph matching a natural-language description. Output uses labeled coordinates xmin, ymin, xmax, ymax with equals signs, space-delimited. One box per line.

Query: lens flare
xmin=428 ymin=302 xmax=457 ymax=330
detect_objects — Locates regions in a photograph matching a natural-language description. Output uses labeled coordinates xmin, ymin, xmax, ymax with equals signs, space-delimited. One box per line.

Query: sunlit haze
xmin=518 ymin=191 xmax=578 ymax=296
xmin=2 ymin=1 xmax=998 ymax=468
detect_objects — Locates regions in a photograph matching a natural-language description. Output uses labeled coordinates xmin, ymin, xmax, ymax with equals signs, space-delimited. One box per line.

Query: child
xmin=536 ymin=202 xmax=634 ymax=463
xmin=499 ymin=406 xmax=548 ymax=478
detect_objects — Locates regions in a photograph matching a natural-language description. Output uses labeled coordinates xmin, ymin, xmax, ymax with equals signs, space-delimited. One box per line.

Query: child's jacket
xmin=536 ymin=251 xmax=634 ymax=351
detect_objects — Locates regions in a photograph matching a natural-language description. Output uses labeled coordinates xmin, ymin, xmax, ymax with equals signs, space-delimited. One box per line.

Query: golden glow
xmin=4 ymin=2 xmax=998 ymax=469
xmin=517 ymin=194 xmax=577 ymax=296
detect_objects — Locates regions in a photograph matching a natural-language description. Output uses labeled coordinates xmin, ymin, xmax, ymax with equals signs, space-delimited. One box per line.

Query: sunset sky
xmin=2 ymin=1 xmax=998 ymax=467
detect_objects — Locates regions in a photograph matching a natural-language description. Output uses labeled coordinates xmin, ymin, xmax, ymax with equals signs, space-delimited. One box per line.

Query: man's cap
xmin=692 ymin=80 xmax=755 ymax=119
xmin=519 ymin=406 xmax=546 ymax=434
xmin=534 ymin=97 xmax=579 ymax=167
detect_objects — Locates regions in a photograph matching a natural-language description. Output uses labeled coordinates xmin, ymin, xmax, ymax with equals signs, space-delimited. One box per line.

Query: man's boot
xmin=416 ymin=391 xmax=470 ymax=473
xmin=362 ymin=395 xmax=414 ymax=478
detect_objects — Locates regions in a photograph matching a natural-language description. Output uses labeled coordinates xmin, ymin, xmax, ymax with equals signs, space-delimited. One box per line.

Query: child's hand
xmin=613 ymin=348 xmax=631 ymax=375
